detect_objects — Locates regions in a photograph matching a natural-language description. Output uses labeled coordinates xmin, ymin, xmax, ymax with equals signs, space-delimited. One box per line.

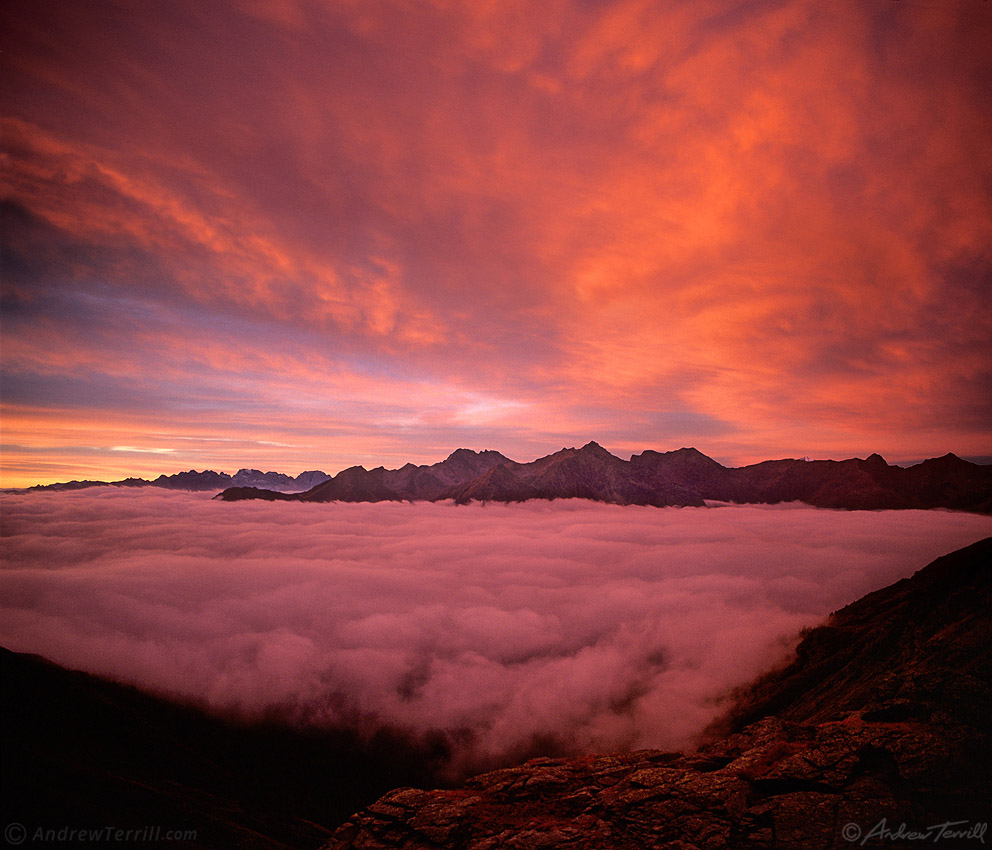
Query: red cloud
xmin=2 ymin=0 xmax=990 ymax=485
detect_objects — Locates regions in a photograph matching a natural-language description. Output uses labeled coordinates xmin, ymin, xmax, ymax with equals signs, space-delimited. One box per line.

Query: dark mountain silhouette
xmin=322 ymin=538 xmax=992 ymax=850
xmin=20 ymin=445 xmax=991 ymax=513
xmin=218 ymin=449 xmax=514 ymax=505
xmin=446 ymin=462 xmax=541 ymax=504
xmin=218 ymin=444 xmax=992 ymax=514
xmin=302 ymin=449 xmax=513 ymax=503
xmin=26 ymin=468 xmax=331 ymax=493
xmin=152 ymin=469 xmax=234 ymax=491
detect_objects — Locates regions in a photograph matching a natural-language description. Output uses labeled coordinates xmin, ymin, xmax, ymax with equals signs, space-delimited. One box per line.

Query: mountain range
xmin=20 ymin=443 xmax=991 ymax=513
xmin=27 ymin=468 xmax=331 ymax=493
xmin=217 ymin=443 xmax=992 ymax=513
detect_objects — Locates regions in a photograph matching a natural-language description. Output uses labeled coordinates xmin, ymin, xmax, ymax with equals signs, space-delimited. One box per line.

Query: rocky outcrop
xmin=322 ymin=538 xmax=992 ymax=850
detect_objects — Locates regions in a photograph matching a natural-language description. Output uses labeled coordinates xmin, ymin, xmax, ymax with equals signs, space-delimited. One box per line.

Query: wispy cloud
xmin=2 ymin=0 xmax=990 ymax=485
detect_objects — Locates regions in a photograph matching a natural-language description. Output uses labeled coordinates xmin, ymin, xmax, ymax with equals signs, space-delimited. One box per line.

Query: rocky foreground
xmin=322 ymin=537 xmax=992 ymax=850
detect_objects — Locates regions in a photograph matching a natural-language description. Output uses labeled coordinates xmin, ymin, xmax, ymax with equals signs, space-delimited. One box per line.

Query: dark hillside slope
xmin=0 ymin=650 xmax=451 ymax=849
xmin=714 ymin=536 xmax=992 ymax=730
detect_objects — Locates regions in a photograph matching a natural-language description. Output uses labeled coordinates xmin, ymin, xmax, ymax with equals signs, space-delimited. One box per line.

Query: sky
xmin=2 ymin=0 xmax=991 ymax=487
xmin=3 ymin=491 xmax=989 ymax=774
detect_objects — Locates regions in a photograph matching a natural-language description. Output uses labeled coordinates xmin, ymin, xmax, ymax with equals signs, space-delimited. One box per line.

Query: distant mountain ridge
xmin=26 ymin=467 xmax=331 ymax=493
xmin=218 ymin=442 xmax=992 ymax=514
xmin=20 ymin=443 xmax=992 ymax=513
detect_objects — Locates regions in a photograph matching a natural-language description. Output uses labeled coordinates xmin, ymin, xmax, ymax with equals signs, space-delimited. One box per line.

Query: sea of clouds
xmin=2 ymin=489 xmax=989 ymax=774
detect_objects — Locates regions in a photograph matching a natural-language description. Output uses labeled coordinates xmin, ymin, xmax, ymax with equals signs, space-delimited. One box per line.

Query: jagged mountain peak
xmin=928 ymin=452 xmax=966 ymax=466
xmin=630 ymin=446 xmax=724 ymax=470
xmin=543 ymin=442 xmax=618 ymax=463
xmin=859 ymin=452 xmax=890 ymax=471
xmin=428 ymin=449 xmax=513 ymax=491
xmin=577 ymin=440 xmax=616 ymax=458
xmin=444 ymin=448 xmax=506 ymax=461
xmin=667 ymin=446 xmax=717 ymax=461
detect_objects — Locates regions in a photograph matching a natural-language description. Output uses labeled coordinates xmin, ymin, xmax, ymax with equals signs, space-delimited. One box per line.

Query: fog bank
xmin=2 ymin=490 xmax=989 ymax=773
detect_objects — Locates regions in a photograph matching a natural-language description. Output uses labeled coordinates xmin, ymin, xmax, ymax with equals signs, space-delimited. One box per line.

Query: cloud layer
xmin=2 ymin=0 xmax=991 ymax=485
xmin=2 ymin=491 xmax=989 ymax=774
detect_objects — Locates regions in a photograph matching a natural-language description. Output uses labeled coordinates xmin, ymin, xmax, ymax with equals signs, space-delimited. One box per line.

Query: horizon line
xmin=7 ymin=444 xmax=991 ymax=491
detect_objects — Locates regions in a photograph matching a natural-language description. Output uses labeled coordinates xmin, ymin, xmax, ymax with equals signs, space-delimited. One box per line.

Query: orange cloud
xmin=2 ymin=0 xmax=990 ymax=485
